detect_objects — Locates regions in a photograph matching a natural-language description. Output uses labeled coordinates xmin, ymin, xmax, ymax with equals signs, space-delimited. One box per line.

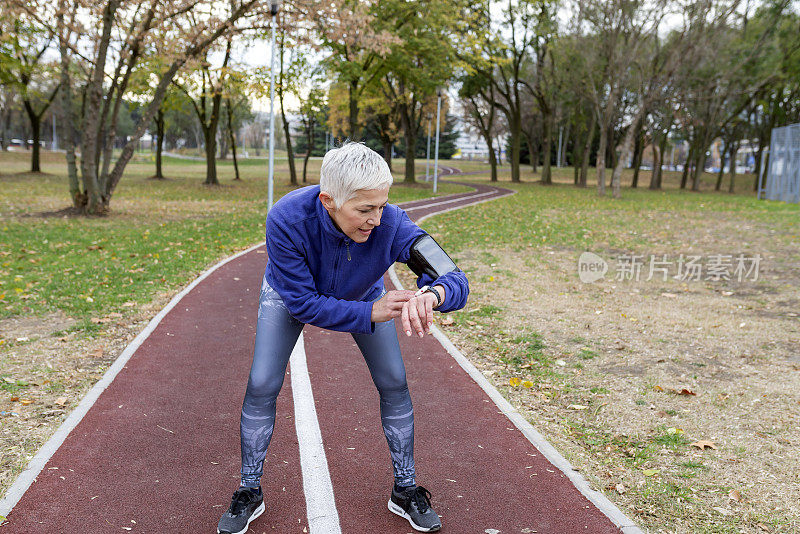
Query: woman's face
xmin=320 ymin=187 xmax=390 ymax=243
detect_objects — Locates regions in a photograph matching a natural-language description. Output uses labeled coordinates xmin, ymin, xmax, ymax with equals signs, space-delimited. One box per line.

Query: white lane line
xmin=290 ymin=334 xmax=342 ymax=534
xmin=0 ymin=242 xmax=265 ymax=520
xmin=403 ymin=190 xmax=497 ymax=211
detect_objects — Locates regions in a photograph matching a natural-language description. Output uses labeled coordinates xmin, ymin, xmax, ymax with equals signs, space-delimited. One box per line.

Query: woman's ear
xmin=318 ymin=191 xmax=336 ymax=211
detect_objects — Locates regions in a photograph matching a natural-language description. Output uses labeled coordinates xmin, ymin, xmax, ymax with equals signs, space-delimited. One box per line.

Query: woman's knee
xmin=374 ymin=366 xmax=409 ymax=395
xmin=245 ymin=370 xmax=284 ymax=401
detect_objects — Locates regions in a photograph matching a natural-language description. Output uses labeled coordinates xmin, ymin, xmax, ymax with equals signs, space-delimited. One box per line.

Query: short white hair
xmin=320 ymin=142 xmax=393 ymax=208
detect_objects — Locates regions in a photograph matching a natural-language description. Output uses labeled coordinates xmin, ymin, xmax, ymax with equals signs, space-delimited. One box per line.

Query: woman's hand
xmin=401 ymin=292 xmax=438 ymax=338
xmin=371 ymin=290 xmax=417 ymax=323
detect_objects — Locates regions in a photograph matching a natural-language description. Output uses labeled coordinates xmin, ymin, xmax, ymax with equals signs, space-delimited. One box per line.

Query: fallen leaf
xmin=728 ymin=489 xmax=742 ymax=502
xmin=10 ymin=396 xmax=19 ymax=402
xmin=509 ymin=377 xmax=521 ymax=387
xmin=691 ymin=440 xmax=718 ymax=450
xmin=615 ymin=483 xmax=626 ymax=494
xmin=642 ymin=469 xmax=659 ymax=477
xmin=660 ymin=292 xmax=677 ymax=298
xmin=92 ymin=348 xmax=104 ymax=358
xmin=522 ymin=380 xmax=533 ymax=388
xmin=567 ymin=404 xmax=588 ymax=410
xmin=19 ymin=399 xmax=33 ymax=405
xmin=678 ymin=388 xmax=696 ymax=396
xmin=653 ymin=385 xmax=664 ymax=392
xmin=108 ymin=312 xmax=123 ymax=318
xmin=55 ymin=397 xmax=67 ymax=406
xmin=713 ymin=507 xmax=732 ymax=516
xmin=440 ymin=316 xmax=454 ymax=326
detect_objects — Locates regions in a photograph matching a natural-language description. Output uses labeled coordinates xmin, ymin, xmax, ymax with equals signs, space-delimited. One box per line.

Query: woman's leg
xmin=351 ymin=319 xmax=416 ymax=487
xmin=240 ymin=281 xmax=304 ymax=488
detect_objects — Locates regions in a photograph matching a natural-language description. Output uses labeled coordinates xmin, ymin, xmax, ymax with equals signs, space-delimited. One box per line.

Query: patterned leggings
xmin=239 ymin=280 xmax=415 ymax=488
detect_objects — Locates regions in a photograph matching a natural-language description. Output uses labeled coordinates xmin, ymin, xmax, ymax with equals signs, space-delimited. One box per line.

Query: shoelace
xmin=409 ymin=486 xmax=433 ymax=514
xmin=229 ymin=489 xmax=257 ymax=516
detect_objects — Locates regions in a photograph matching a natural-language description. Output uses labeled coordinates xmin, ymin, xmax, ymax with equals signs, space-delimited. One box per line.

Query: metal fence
xmin=760 ymin=123 xmax=800 ymax=203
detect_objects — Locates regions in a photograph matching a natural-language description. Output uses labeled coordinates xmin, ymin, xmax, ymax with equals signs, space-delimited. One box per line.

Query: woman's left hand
xmin=401 ymin=293 xmax=437 ymax=338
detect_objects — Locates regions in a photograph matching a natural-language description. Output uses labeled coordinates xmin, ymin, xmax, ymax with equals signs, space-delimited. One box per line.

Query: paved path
xmin=1 ymin=170 xmax=641 ymax=533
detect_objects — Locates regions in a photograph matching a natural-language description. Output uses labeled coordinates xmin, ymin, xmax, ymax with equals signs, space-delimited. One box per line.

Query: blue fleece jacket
xmin=263 ymin=185 xmax=469 ymax=334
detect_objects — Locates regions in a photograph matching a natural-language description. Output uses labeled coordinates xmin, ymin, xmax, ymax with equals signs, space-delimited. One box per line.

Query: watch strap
xmin=425 ymin=286 xmax=442 ymax=307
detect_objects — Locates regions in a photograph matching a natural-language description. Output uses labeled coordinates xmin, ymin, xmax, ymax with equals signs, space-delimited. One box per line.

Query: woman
xmin=217 ymin=142 xmax=468 ymax=534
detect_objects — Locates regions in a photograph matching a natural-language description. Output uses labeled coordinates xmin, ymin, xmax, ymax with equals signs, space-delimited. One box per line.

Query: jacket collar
xmin=315 ymin=192 xmax=350 ymax=242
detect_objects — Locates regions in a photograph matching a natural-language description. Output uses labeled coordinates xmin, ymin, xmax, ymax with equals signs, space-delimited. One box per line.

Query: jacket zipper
xmin=346 ymin=240 xmax=351 ymax=261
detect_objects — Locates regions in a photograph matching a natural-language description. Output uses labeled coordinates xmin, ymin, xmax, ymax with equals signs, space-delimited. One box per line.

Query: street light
xmin=425 ymin=113 xmax=432 ymax=182
xmin=267 ymin=1 xmax=280 ymax=212
xmin=433 ymin=89 xmax=443 ymax=193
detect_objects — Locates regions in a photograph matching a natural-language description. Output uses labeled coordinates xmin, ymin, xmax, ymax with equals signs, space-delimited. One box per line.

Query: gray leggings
xmin=240 ymin=280 xmax=415 ymax=488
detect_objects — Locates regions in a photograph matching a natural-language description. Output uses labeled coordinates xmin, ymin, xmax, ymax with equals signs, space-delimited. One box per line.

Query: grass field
xmin=2 ymin=149 xmax=799 ymax=532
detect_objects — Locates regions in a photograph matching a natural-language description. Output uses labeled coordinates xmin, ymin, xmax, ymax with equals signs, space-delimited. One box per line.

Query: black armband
xmin=407 ymin=234 xmax=460 ymax=279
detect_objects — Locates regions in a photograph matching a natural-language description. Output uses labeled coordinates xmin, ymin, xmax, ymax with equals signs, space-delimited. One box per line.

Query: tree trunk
xmin=580 ymin=113 xmax=595 ymax=188
xmin=631 ymin=125 xmax=644 ymax=188
xmin=57 ymin=10 xmax=81 ymax=208
xmin=382 ymin=138 xmax=393 ymax=171
xmin=403 ymin=118 xmax=417 ymax=184
xmin=754 ymin=140 xmax=766 ymax=192
xmin=1 ymin=102 xmax=12 ymax=151
xmin=153 ymin=108 xmax=165 ymax=179
xmin=80 ymin=0 xmax=119 ymax=214
xmin=728 ymin=143 xmax=738 ymax=194
xmin=649 ymin=142 xmax=661 ymax=190
xmin=541 ymin=116 xmax=552 ymax=185
xmin=302 ymin=119 xmax=313 ymax=183
xmin=204 ymin=126 xmax=218 ymax=185
xmin=509 ymin=113 xmax=521 ymax=182
xmin=596 ymin=124 xmax=607 ymax=195
xmin=487 ymin=137 xmax=498 ymax=182
xmin=24 ymin=102 xmax=42 ymax=173
xmin=348 ymin=80 xmax=360 ymax=139
xmin=680 ymin=144 xmax=693 ymax=189
xmin=610 ymin=107 xmax=645 ymax=199
xmin=715 ymin=142 xmax=725 ymax=191
xmin=228 ymin=102 xmax=240 ymax=181
xmin=691 ymin=147 xmax=705 ymax=191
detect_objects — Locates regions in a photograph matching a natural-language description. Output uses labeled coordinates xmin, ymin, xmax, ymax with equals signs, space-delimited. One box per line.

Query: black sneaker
xmin=217 ymin=487 xmax=265 ymax=534
xmin=388 ymin=484 xmax=442 ymax=532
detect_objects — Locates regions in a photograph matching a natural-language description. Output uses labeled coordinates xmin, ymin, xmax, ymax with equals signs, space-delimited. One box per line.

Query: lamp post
xmin=425 ymin=113 xmax=432 ymax=182
xmin=433 ymin=89 xmax=442 ymax=193
xmin=267 ymin=1 xmax=280 ymax=212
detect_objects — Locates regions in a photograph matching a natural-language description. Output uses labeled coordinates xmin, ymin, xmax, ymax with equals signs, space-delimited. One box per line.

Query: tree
xmin=1 ymin=10 xmax=59 ymax=171
xmin=40 ymin=0 xmax=268 ymax=214
xmin=172 ymin=39 xmax=233 ymax=186
xmin=458 ymin=0 xmax=539 ymax=183
xmin=459 ymin=71 xmax=502 ymax=181
xmin=297 ymin=86 xmax=326 ymax=183
xmin=378 ymin=0 xmax=460 ymax=183
xmin=316 ymin=0 xmax=399 ymax=139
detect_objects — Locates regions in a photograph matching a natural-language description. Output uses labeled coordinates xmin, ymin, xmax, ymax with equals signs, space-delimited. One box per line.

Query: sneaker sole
xmin=217 ymin=501 xmax=265 ymax=534
xmin=387 ymin=500 xmax=442 ymax=532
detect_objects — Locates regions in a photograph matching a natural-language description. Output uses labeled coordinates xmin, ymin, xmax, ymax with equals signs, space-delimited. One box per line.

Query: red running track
xmin=2 ymin=179 xmax=635 ymax=533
